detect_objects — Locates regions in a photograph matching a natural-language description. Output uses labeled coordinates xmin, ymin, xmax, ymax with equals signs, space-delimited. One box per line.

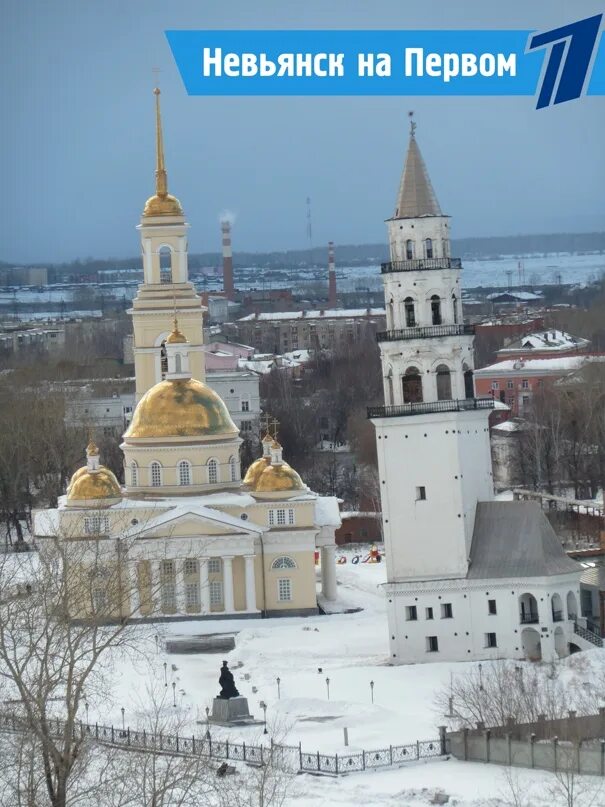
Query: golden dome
xmin=166 ymin=324 xmax=187 ymax=344
xmin=143 ymin=193 xmax=183 ymax=218
xmin=243 ymin=456 xmax=270 ymax=488
xmin=67 ymin=467 xmax=121 ymax=503
xmin=255 ymin=462 xmax=305 ymax=493
xmin=125 ymin=378 xmax=238 ymax=440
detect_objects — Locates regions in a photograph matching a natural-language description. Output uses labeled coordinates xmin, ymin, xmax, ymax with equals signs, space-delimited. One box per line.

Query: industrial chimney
xmin=327 ymin=241 xmax=336 ymax=309
xmin=221 ymin=219 xmax=235 ymax=300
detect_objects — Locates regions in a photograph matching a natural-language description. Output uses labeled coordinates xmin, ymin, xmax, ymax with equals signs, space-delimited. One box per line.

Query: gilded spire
xmin=154 ymin=87 xmax=168 ymax=198
xmin=143 ymin=88 xmax=184 ymax=217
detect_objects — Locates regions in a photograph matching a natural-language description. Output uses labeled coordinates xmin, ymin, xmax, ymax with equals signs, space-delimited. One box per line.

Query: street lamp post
xmin=370 ymin=680 xmax=374 ymax=704
xmin=478 ymin=663 xmax=484 ymax=692
xmin=276 ymin=677 xmax=281 ymax=700
xmin=260 ymin=700 xmax=268 ymax=734
xmin=84 ymin=700 xmax=89 ymax=724
xmin=121 ymin=707 xmax=125 ymax=732
xmin=205 ymin=705 xmax=210 ymax=740
xmin=172 ymin=681 xmax=177 ymax=707
xmin=326 ymin=677 xmax=330 ymax=700
xmin=163 ymin=661 xmax=168 ymax=687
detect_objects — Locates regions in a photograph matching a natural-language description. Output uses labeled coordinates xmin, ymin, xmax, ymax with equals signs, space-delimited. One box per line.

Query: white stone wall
xmin=374 ymin=408 xmax=493 ymax=582
xmin=387 ymin=215 xmax=451 ymax=263
xmin=386 ymin=573 xmax=581 ymax=663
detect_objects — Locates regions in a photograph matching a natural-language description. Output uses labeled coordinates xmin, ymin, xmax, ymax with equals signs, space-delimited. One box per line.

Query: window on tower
xmin=463 ymin=365 xmax=475 ymax=399
xmin=402 ymin=367 xmax=423 ymax=404
xmin=416 ymin=486 xmax=427 ymax=501
xmin=405 ymin=605 xmax=417 ymax=621
xmin=404 ymin=297 xmax=416 ymax=328
xmin=426 ymin=636 xmax=439 ymax=653
xmin=452 ymin=293 xmax=458 ymax=324
xmin=425 ymin=238 xmax=434 ymax=259
xmin=405 ymin=239 xmax=414 ymax=260
xmin=159 ymin=246 xmax=173 ymax=284
xmin=430 ymin=295 xmax=442 ymax=325
xmin=436 ymin=365 xmax=452 ymax=401
xmin=160 ymin=341 xmax=168 ymax=379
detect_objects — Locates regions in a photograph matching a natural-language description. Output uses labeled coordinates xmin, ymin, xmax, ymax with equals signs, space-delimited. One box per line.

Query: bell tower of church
xmin=371 ymin=116 xmax=495 ymax=587
xmin=130 ymin=88 xmax=206 ymax=399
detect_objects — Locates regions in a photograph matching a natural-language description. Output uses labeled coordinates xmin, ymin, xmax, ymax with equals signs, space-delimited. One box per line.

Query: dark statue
xmin=218 ymin=660 xmax=240 ymax=699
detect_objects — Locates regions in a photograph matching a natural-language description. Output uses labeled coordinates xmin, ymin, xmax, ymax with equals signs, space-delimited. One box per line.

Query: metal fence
xmin=0 ymin=712 xmax=445 ymax=776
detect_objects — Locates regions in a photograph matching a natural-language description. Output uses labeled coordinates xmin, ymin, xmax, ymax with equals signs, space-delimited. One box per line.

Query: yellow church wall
xmin=123 ymin=442 xmax=241 ymax=492
xmin=232 ymin=556 xmax=246 ymax=611
xmin=260 ymin=550 xmax=316 ymax=612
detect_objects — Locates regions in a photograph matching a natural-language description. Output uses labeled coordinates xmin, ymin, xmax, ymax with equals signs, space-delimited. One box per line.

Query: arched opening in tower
xmin=404 ymin=297 xmax=416 ymax=328
xmin=463 ymin=365 xmax=474 ymax=399
xmin=430 ymin=295 xmax=442 ymax=326
xmin=436 ymin=365 xmax=452 ymax=400
xmin=402 ymin=367 xmax=423 ymax=404
xmin=159 ymin=246 xmax=173 ymax=284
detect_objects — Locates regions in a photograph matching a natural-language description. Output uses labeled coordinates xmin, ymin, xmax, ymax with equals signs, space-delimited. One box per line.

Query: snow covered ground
xmin=92 ymin=546 xmax=605 ymax=806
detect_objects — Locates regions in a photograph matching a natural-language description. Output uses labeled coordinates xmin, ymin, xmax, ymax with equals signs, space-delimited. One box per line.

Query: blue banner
xmin=166 ymin=17 xmax=604 ymax=107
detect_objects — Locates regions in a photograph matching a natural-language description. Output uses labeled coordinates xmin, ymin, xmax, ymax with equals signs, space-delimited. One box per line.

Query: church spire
xmin=154 ymin=87 xmax=168 ymax=198
xmin=393 ymin=113 xmax=442 ymax=219
xmin=142 ymin=88 xmax=183 ymax=217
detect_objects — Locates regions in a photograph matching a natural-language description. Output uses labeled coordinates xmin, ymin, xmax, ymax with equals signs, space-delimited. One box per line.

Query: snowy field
xmin=88 ymin=546 xmax=605 ymax=806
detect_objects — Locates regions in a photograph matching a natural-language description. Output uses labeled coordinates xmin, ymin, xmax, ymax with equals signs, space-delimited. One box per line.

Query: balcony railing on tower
xmin=381 ymin=257 xmax=462 ymax=274
xmin=367 ymin=398 xmax=494 ymax=419
xmin=376 ymin=324 xmax=475 ymax=343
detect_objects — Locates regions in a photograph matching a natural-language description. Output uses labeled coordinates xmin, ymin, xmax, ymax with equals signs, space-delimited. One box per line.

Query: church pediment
xmin=124 ymin=505 xmax=264 ymax=541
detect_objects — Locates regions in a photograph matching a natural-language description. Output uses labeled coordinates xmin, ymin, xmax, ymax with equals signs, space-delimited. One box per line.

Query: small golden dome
xmin=255 ymin=462 xmax=305 ymax=493
xmin=143 ymin=193 xmax=183 ymax=218
xmin=86 ymin=440 xmax=100 ymax=456
xmin=243 ymin=456 xmax=270 ymax=488
xmin=125 ymin=378 xmax=238 ymax=440
xmin=67 ymin=467 xmax=121 ymax=503
xmin=166 ymin=325 xmax=187 ymax=344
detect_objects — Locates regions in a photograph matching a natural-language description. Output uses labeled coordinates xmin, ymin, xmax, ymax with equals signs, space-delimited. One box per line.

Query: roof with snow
xmin=499 ymin=330 xmax=589 ymax=354
xmin=486 ymin=291 xmax=543 ymax=302
xmin=392 ymin=133 xmax=442 ymax=219
xmin=475 ymin=356 xmax=605 ymax=376
xmin=238 ymin=308 xmax=385 ymax=322
xmin=467 ymin=501 xmax=580 ymax=580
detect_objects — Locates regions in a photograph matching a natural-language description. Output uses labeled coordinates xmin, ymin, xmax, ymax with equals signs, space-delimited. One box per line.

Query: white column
xmin=200 ymin=558 xmax=210 ymax=614
xmin=175 ymin=560 xmax=186 ymax=614
xmin=222 ymin=556 xmax=235 ymax=613
xmin=321 ymin=545 xmax=337 ymax=602
xmin=128 ymin=561 xmax=140 ymax=618
xmin=151 ymin=561 xmax=161 ymax=615
xmin=244 ymin=554 xmax=257 ymax=612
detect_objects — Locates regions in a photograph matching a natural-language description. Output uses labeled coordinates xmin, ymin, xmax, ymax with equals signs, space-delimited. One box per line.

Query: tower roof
xmin=143 ymin=88 xmax=183 ymax=218
xmin=393 ymin=117 xmax=442 ymax=219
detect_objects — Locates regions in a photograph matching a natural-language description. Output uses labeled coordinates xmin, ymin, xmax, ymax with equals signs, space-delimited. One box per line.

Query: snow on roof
xmin=475 ymin=356 xmax=605 ymax=376
xmin=486 ymin=291 xmax=543 ymax=301
xmin=493 ymin=400 xmax=510 ymax=410
xmin=314 ymin=496 xmax=342 ymax=528
xmin=492 ymin=419 xmax=525 ymax=433
xmin=499 ymin=329 xmax=589 ymax=353
xmin=238 ymin=308 xmax=385 ymax=322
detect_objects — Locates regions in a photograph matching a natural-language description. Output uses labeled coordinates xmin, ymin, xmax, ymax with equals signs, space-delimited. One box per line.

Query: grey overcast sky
xmin=2 ymin=0 xmax=604 ymax=264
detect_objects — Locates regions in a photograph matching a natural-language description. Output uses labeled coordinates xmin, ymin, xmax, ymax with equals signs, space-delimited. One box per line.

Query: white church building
xmin=370 ymin=118 xmax=588 ymax=664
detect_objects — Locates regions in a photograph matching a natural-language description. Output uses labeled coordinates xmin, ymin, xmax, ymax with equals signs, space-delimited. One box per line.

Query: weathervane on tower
xmin=408 ymin=110 xmax=416 ymax=138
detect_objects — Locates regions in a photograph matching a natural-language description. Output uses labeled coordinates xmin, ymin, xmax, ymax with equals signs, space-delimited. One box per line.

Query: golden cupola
xmin=243 ymin=432 xmax=273 ymax=488
xmin=143 ymin=88 xmax=183 ymax=218
xmin=124 ymin=320 xmax=238 ymax=441
xmin=253 ymin=439 xmax=307 ymax=497
xmin=66 ymin=441 xmax=121 ymax=506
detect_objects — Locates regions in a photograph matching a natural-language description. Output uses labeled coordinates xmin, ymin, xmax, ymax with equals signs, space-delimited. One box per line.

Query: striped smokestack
xmin=328 ymin=241 xmax=337 ymax=309
xmin=221 ymin=219 xmax=234 ymax=299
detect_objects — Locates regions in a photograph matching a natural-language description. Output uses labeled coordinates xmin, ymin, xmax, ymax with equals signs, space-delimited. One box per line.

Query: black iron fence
xmin=0 ymin=712 xmax=445 ymax=777
xmin=368 ymin=397 xmax=494 ymax=419
xmin=377 ymin=324 xmax=475 ymax=342
xmin=381 ymin=258 xmax=462 ymax=273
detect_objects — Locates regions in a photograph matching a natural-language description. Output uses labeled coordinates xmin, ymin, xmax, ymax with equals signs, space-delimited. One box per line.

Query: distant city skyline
xmin=2 ymin=0 xmax=604 ymax=264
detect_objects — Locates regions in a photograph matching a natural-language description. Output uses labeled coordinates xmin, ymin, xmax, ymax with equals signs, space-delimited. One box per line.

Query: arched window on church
xmin=159 ymin=246 xmax=172 ymax=284
xmin=404 ymin=297 xmax=416 ymax=328
xmin=207 ymin=458 xmax=219 ymax=485
xmin=402 ymin=367 xmax=423 ymax=404
xmin=463 ymin=364 xmax=475 ymax=399
xmin=175 ymin=353 xmax=182 ymax=373
xmin=229 ymin=456 xmax=237 ymax=482
xmin=405 ymin=239 xmax=414 ymax=260
xmin=130 ymin=461 xmax=138 ymax=487
xmin=430 ymin=295 xmax=442 ymax=325
xmin=452 ymin=293 xmax=459 ymax=324
xmin=160 ymin=341 xmax=168 ymax=379
xmin=150 ymin=461 xmax=162 ymax=487
xmin=436 ymin=364 xmax=452 ymax=400
xmin=178 ymin=460 xmax=192 ymax=486
xmin=271 ymin=556 xmax=297 ymax=569
xmin=425 ymin=238 xmax=434 ymax=259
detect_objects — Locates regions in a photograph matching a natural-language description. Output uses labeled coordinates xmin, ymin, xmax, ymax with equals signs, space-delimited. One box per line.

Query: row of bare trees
xmin=510 ymin=368 xmax=605 ymax=499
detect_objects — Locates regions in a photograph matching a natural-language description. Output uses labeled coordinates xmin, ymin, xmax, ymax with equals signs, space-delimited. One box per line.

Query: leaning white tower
xmin=370 ymin=117 xmax=496 ymax=662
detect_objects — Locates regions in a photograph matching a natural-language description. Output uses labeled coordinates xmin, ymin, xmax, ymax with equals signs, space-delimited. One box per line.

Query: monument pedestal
xmin=208 ymin=696 xmax=260 ymax=726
